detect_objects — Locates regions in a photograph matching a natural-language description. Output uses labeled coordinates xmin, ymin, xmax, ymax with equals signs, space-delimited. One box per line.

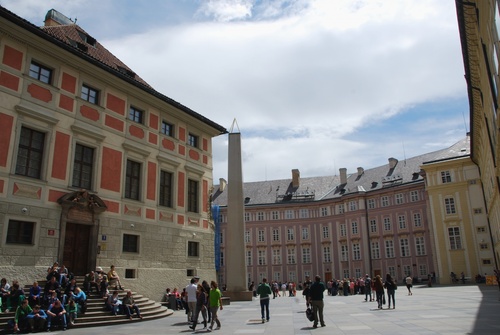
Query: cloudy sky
xmin=1 ymin=0 xmax=469 ymax=182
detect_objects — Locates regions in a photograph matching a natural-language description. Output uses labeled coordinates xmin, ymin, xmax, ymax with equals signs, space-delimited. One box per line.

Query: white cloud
xmin=1 ymin=0 xmax=468 ymax=182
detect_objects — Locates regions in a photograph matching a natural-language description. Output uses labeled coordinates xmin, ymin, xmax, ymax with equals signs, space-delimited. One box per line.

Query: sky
xmin=1 ymin=0 xmax=470 ymax=183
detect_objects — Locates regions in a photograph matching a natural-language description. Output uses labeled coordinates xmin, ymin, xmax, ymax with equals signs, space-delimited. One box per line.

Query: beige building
xmin=421 ymin=136 xmax=494 ymax=284
xmin=0 ymin=8 xmax=225 ymax=299
xmin=456 ymin=0 xmax=500 ymax=269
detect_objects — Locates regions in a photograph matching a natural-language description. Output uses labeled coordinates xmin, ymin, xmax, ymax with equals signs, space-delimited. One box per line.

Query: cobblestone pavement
xmin=48 ymin=284 xmax=500 ymax=335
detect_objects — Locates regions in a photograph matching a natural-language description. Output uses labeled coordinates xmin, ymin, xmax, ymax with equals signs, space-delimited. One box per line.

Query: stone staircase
xmin=0 ymin=276 xmax=172 ymax=332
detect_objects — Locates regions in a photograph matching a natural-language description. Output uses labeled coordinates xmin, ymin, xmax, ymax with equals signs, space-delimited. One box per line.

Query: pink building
xmin=212 ymin=138 xmax=470 ymax=286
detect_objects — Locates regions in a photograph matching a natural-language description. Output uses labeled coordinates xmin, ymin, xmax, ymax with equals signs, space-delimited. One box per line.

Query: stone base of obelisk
xmin=222 ymin=290 xmax=253 ymax=302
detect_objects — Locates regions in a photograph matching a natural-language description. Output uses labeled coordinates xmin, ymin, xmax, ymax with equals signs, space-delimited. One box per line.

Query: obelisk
xmin=224 ymin=120 xmax=252 ymax=301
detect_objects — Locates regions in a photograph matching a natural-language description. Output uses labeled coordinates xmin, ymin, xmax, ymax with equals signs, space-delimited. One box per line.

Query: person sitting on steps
xmin=107 ymin=265 xmax=123 ymax=290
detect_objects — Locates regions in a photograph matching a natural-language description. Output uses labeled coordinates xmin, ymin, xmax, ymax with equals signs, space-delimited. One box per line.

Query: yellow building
xmin=422 ymin=135 xmax=494 ymax=284
xmin=456 ymin=0 xmax=500 ymax=269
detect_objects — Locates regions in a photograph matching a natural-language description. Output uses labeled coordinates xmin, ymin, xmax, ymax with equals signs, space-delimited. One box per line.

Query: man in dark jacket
xmin=308 ymin=275 xmax=326 ymax=328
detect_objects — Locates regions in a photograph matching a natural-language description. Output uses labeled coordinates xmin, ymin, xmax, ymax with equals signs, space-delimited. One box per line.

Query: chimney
xmin=388 ymin=157 xmax=398 ymax=169
xmin=219 ymin=178 xmax=227 ymax=192
xmin=292 ymin=169 xmax=300 ymax=188
xmin=44 ymin=9 xmax=74 ymax=27
xmin=339 ymin=168 xmax=347 ymax=184
xmin=357 ymin=167 xmax=364 ymax=177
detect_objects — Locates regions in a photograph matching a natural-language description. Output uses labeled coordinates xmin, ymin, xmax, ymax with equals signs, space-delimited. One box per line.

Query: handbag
xmin=306 ymin=307 xmax=314 ymax=322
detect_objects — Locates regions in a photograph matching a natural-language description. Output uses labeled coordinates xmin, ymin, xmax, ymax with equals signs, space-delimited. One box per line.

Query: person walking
xmin=374 ymin=275 xmax=385 ymax=309
xmin=364 ymin=274 xmax=372 ymax=301
xmin=308 ymin=275 xmax=326 ymax=328
xmin=207 ymin=281 xmax=223 ymax=332
xmin=384 ymin=274 xmax=397 ymax=309
xmin=257 ymin=278 xmax=272 ymax=323
xmin=185 ymin=278 xmax=197 ymax=324
xmin=405 ymin=275 xmax=413 ymax=295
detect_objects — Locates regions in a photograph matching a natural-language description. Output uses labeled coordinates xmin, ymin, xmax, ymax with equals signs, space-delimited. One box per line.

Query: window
xmin=341 ymin=245 xmax=348 ymax=261
xmin=6 ymin=220 xmax=34 ymax=245
xmin=273 ymin=272 xmax=281 ymax=282
xmin=322 ymin=226 xmax=330 ymax=239
xmin=188 ymin=133 xmax=198 ymax=147
xmin=288 ymin=271 xmax=296 ymax=282
xmin=299 ymin=208 xmax=309 ymax=218
xmin=395 ymin=193 xmax=404 ymax=205
xmin=388 ymin=266 xmax=396 ymax=278
xmin=349 ymin=200 xmax=357 ymax=211
xmin=352 ymin=243 xmax=360 ymax=260
xmin=258 ymin=230 xmax=265 ymax=242
xmin=320 ymin=207 xmax=328 ymax=216
xmin=246 ymin=250 xmax=252 ymax=266
xmin=385 ymin=240 xmax=394 ymax=258
xmin=161 ymin=121 xmax=174 ymax=137
xmin=371 ymin=241 xmax=380 ymax=259
xmin=302 ymin=247 xmax=311 ymax=263
xmin=338 ymin=204 xmax=344 ymax=214
xmin=272 ymin=249 xmax=281 ymax=264
xmin=287 ymin=248 xmax=296 ymax=264
xmin=220 ymin=251 xmax=224 ymax=266
xmin=477 ymin=227 xmax=486 ymax=233
xmin=340 ymin=224 xmax=347 ymax=237
xmin=403 ymin=265 xmax=411 ymax=276
xmin=301 ymin=227 xmax=309 ymax=240
xmin=323 ymin=246 xmax=331 ymax=263
xmin=367 ymin=199 xmax=375 ymax=209
xmin=123 ymin=234 xmax=139 ymax=253
xmin=410 ymin=190 xmax=419 ymax=202
xmin=125 ymin=160 xmax=141 ymax=200
xmin=129 ymin=106 xmax=144 ymax=123
xmin=370 ymin=219 xmax=377 ymax=233
xmin=287 ymin=228 xmax=294 ymax=241
xmin=448 ymin=227 xmax=462 ymax=249
xmin=72 ymin=144 xmax=94 ymax=189
xmin=188 ymin=241 xmax=199 ymax=257
xmin=187 ymin=179 xmax=199 ymax=213
xmin=445 ymin=197 xmax=456 ymax=214
xmin=419 ymin=264 xmax=427 ymax=276
xmin=258 ymin=250 xmax=266 ymax=265
xmin=159 ymin=170 xmax=173 ymax=207
xmin=272 ymin=229 xmax=280 ymax=242
xmin=381 ymin=196 xmax=389 ymax=207
xmin=398 ymin=215 xmax=407 ymax=229
xmin=285 ymin=210 xmax=294 ymax=219
xmin=441 ymin=171 xmax=452 ymax=183
xmin=272 ymin=211 xmax=279 ymax=220
xmin=81 ymin=84 xmax=99 ymax=104
xmin=415 ymin=236 xmax=426 ymax=256
xmin=257 ymin=212 xmax=264 ymax=221
xmin=219 ymin=231 xmax=224 ymax=245
xmin=343 ymin=269 xmax=350 ymax=279
xmin=400 ymin=238 xmax=410 ymax=257
xmin=244 ymin=212 xmax=250 ymax=222
xmin=413 ymin=213 xmax=422 ymax=227
xmin=16 ymin=127 xmax=45 ymax=179
xmin=383 ymin=217 xmax=392 ymax=231
xmin=29 ymin=61 xmax=52 ymax=84
xmin=244 ymin=230 xmax=250 ymax=243
xmin=474 ymin=208 xmax=482 ymax=214
xmin=351 ymin=221 xmax=358 ymax=235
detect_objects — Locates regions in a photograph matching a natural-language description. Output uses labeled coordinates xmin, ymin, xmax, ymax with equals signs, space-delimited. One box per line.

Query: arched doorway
xmin=57 ymin=190 xmax=107 ymax=275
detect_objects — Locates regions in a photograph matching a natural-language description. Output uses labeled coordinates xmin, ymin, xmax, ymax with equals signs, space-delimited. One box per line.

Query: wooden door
xmin=324 ymin=272 xmax=332 ymax=282
xmin=63 ymin=223 xmax=91 ymax=275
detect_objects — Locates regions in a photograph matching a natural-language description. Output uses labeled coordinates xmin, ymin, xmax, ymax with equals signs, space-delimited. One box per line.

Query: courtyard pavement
xmin=53 ymin=284 xmax=500 ymax=335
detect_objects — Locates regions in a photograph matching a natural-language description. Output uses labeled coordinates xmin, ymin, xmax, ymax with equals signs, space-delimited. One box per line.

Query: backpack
xmin=305 ymin=307 xmax=314 ymax=322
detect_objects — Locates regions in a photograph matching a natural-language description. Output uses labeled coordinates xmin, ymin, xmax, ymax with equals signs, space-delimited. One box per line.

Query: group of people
xmin=180 ymin=277 xmax=223 ymax=332
xmin=164 ymin=278 xmax=224 ymax=332
xmin=1 ymin=263 xmax=140 ymax=332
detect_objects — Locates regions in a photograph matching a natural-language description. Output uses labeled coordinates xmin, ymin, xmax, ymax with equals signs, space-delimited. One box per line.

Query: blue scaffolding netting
xmin=212 ymin=204 xmax=221 ymax=272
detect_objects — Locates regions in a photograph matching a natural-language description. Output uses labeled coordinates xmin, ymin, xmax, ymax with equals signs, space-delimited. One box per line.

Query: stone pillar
xmin=224 ymin=132 xmax=252 ymax=301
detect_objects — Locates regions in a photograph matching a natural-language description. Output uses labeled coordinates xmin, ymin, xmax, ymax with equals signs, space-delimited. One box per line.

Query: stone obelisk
xmin=224 ymin=120 xmax=252 ymax=301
